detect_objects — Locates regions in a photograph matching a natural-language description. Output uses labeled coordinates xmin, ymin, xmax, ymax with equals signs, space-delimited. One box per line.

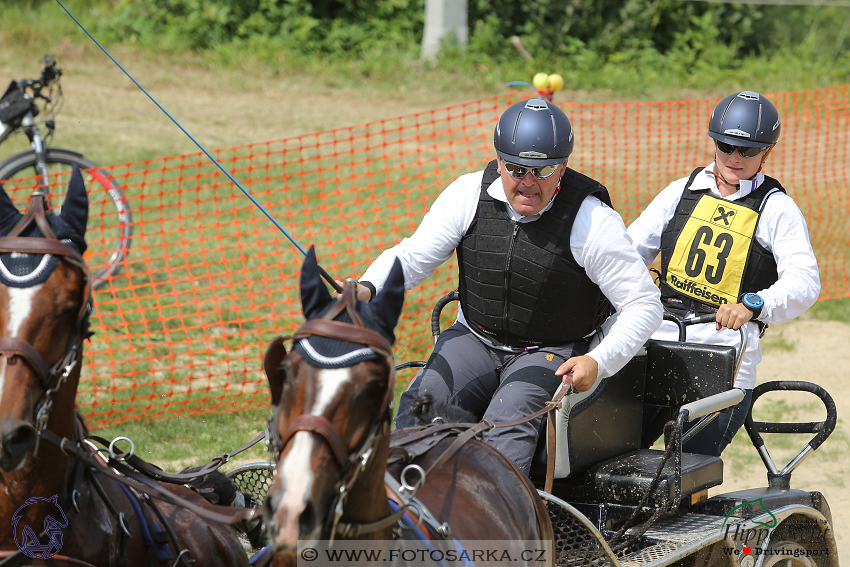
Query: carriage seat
xmin=537 ymin=336 xmax=740 ymax=507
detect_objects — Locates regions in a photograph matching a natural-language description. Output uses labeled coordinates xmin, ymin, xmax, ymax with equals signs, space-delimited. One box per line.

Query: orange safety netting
xmin=5 ymin=87 xmax=849 ymax=426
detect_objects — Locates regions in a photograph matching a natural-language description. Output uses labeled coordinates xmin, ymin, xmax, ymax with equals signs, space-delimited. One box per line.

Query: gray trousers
xmin=394 ymin=323 xmax=585 ymax=475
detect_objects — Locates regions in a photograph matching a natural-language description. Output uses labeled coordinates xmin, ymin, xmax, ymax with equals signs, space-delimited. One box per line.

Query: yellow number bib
xmin=665 ymin=195 xmax=760 ymax=307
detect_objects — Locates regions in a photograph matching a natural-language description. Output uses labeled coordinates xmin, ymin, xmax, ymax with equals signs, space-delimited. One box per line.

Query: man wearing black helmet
xmin=629 ymin=91 xmax=821 ymax=456
xmin=354 ymin=99 xmax=662 ymax=474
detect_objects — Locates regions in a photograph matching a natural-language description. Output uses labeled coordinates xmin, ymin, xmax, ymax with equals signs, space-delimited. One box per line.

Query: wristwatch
xmin=741 ymin=293 xmax=764 ymax=319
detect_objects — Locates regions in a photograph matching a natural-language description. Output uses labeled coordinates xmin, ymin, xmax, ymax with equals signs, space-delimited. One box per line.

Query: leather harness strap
xmin=84 ymin=432 xmax=265 ymax=486
xmin=39 ymin=430 xmax=257 ymax=527
xmin=0 ymin=338 xmax=52 ymax=389
xmin=388 ymin=385 xmax=570 ymax=494
xmin=7 ymin=194 xmax=58 ymax=240
xmin=282 ymin=415 xmax=349 ymax=468
xmin=0 ymin=551 xmax=98 ymax=567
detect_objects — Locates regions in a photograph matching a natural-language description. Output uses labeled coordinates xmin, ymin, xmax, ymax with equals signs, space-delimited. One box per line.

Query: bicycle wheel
xmin=0 ymin=148 xmax=133 ymax=290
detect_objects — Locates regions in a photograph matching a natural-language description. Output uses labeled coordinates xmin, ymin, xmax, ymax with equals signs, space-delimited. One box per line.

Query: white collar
xmin=696 ymin=162 xmax=764 ymax=199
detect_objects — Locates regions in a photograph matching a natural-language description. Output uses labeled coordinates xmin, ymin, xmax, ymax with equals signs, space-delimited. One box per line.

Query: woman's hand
xmin=715 ymin=303 xmax=754 ymax=331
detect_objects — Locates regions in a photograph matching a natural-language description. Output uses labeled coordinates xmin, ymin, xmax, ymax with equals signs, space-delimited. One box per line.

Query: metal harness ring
xmin=108 ymin=436 xmax=135 ymax=462
xmin=399 ymin=464 xmax=426 ymax=495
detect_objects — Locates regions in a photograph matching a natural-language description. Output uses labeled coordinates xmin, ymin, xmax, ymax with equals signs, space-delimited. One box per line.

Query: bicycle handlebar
xmin=15 ymin=56 xmax=62 ymax=104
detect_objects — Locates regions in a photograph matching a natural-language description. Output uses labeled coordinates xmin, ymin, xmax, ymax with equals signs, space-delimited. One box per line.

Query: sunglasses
xmin=715 ymin=140 xmax=768 ymax=159
xmin=502 ymin=160 xmax=562 ymax=180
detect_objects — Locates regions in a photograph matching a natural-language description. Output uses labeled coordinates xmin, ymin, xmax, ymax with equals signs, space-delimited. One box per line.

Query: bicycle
xmin=0 ymin=55 xmax=132 ymax=290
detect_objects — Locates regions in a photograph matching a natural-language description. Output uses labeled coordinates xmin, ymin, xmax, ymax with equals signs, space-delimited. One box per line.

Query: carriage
xmin=235 ymin=287 xmax=839 ymax=567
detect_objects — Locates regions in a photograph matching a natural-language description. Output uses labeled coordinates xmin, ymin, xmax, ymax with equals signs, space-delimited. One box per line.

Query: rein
xmin=38 ymin=429 xmax=257 ymax=527
xmin=0 ymin=194 xmax=93 ymax=452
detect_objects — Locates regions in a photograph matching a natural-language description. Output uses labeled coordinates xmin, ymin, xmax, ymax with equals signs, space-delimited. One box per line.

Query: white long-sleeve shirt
xmin=361 ymin=169 xmax=662 ymax=379
xmin=627 ymin=163 xmax=821 ymax=389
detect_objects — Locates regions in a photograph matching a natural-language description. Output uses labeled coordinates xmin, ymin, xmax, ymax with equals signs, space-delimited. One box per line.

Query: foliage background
xmin=11 ymin=0 xmax=846 ymax=98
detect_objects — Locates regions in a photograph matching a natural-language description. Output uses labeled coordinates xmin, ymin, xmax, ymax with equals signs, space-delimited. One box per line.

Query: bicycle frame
xmin=0 ymin=109 xmax=50 ymax=192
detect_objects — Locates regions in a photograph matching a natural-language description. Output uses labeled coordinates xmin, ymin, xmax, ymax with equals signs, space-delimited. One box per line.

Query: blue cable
xmin=54 ymin=0 xmax=344 ymax=292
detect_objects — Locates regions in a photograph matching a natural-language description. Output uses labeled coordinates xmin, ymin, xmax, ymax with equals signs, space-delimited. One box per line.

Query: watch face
xmin=745 ymin=293 xmax=764 ymax=308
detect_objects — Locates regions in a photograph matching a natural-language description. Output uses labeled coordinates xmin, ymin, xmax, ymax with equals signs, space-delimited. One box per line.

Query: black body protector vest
xmin=456 ymin=160 xmax=613 ymax=348
xmin=660 ymin=167 xmax=785 ymax=316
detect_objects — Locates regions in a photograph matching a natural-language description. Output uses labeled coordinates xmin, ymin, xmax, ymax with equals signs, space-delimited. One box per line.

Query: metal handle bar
xmin=745 ymin=381 xmax=837 ymax=451
xmin=430 ymin=289 xmax=459 ymax=342
xmin=392 ymin=290 xmax=459 ymax=371
xmin=680 ymin=388 xmax=746 ymax=422
xmin=662 ymin=311 xmax=748 ymax=384
xmin=395 ymin=361 xmax=426 ymax=371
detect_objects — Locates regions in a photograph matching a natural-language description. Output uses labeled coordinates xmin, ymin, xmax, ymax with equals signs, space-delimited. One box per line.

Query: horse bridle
xmin=0 ymin=193 xmax=93 ymax=451
xmin=266 ymin=281 xmax=399 ymax=540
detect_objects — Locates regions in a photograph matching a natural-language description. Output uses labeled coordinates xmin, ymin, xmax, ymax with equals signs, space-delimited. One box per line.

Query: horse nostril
xmin=299 ymin=502 xmax=316 ymax=536
xmin=0 ymin=424 xmax=37 ymax=470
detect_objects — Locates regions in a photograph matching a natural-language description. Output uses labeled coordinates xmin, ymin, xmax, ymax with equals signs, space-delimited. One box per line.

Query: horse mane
xmin=410 ymin=394 xmax=477 ymax=425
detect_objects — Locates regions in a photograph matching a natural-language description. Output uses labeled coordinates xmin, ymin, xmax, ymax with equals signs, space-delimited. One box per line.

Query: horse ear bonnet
xmin=0 ymin=164 xmax=89 ymax=288
xmin=296 ymin=249 xmax=405 ymax=369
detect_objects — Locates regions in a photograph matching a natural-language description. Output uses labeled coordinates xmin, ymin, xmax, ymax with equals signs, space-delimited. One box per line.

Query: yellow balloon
xmin=548 ymin=74 xmax=565 ymax=92
xmin=532 ymin=72 xmax=550 ymax=89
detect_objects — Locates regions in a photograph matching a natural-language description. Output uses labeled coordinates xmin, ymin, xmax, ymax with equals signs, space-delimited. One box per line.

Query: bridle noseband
xmin=0 ymin=194 xmax=93 ymax=450
xmin=267 ymin=281 xmax=396 ymax=540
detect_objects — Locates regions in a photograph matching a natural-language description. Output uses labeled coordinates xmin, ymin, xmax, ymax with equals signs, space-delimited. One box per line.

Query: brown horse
xmin=0 ymin=167 xmax=248 ymax=566
xmin=262 ymin=250 xmax=554 ymax=566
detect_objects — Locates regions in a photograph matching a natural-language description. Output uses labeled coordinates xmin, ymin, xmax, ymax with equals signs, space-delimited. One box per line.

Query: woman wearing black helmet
xmin=628 ymin=91 xmax=821 ymax=457
xmin=352 ymin=99 xmax=662 ymax=474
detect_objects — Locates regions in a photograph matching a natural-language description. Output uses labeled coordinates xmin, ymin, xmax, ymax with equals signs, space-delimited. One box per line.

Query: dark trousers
xmin=394 ymin=323 xmax=585 ymax=475
xmin=640 ymin=389 xmax=754 ymax=457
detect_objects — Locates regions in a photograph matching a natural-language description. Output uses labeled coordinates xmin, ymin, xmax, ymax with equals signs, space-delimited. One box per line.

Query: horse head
xmin=263 ymin=248 xmax=404 ymax=555
xmin=0 ymin=166 xmax=91 ymax=472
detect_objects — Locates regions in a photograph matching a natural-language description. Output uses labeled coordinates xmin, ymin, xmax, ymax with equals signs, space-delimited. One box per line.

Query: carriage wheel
xmin=758 ymin=540 xmax=818 ymax=567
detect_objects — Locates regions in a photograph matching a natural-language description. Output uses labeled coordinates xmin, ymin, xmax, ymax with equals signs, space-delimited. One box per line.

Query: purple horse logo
xmin=11 ymin=494 xmax=67 ymax=558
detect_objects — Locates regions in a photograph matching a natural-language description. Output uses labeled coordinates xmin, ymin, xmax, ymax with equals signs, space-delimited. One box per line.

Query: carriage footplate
xmin=614 ymin=513 xmax=726 ymax=567
xmin=538 ymin=491 xmax=620 ymax=567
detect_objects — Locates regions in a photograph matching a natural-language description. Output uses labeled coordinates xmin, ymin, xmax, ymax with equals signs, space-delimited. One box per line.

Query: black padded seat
xmin=538 ymin=338 xmax=737 ymax=507
xmin=529 ymin=352 xmax=646 ymax=479
xmin=583 ymin=449 xmax=723 ymax=507
xmin=645 ymin=340 xmax=736 ymax=406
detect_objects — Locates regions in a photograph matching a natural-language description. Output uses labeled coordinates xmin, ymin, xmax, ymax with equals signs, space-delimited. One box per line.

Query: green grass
xmin=809 ymin=298 xmax=850 ymax=325
xmin=89 ymin=404 xmax=272 ymax=472
xmin=761 ymin=330 xmax=797 ymax=354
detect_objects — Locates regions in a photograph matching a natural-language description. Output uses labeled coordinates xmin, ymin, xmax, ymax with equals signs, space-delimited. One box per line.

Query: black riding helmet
xmin=494 ymin=99 xmax=574 ymax=167
xmin=708 ymin=91 xmax=780 ymax=148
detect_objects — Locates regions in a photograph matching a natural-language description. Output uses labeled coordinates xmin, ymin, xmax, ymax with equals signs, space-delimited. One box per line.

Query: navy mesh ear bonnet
xmin=0 ymin=184 xmax=88 ymax=289
xmin=293 ymin=300 xmax=392 ymax=370
xmin=0 ymin=216 xmax=87 ymax=288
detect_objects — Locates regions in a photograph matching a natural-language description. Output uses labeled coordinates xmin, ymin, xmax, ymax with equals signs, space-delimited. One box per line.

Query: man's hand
xmin=334 ymin=280 xmax=372 ymax=302
xmin=555 ymin=355 xmax=599 ymax=393
xmin=715 ymin=303 xmax=753 ymax=331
